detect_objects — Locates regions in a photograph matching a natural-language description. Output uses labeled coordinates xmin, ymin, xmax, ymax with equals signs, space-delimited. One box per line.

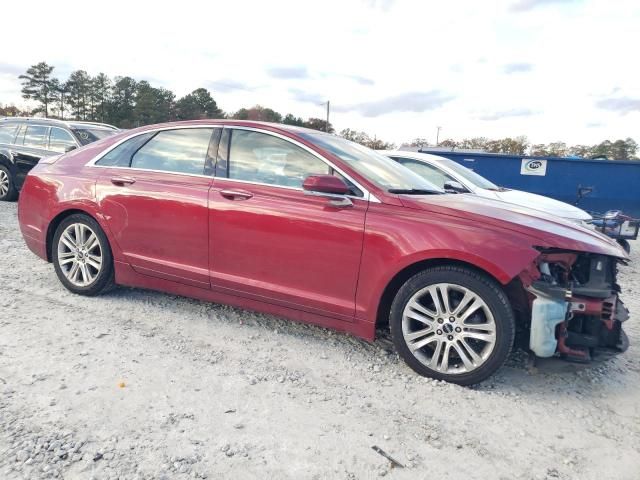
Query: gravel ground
xmin=1 ymin=200 xmax=639 ymax=480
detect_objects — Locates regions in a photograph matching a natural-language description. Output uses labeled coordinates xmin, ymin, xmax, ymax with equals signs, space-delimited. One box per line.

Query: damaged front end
xmin=519 ymin=250 xmax=630 ymax=362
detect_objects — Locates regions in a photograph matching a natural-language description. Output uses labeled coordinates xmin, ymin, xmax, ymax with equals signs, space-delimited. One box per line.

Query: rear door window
xmin=0 ymin=124 xmax=19 ymax=144
xmin=130 ymin=128 xmax=215 ymax=175
xmin=23 ymin=125 xmax=49 ymax=149
xmin=49 ymin=127 xmax=77 ymax=153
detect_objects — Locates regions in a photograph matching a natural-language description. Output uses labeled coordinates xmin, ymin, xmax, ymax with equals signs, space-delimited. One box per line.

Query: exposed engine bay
xmin=518 ymin=249 xmax=629 ymax=362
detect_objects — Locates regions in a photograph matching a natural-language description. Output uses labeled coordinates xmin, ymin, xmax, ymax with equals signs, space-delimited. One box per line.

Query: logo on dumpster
xmin=526 ymin=160 xmax=543 ymax=171
xmin=520 ymin=158 xmax=547 ymax=176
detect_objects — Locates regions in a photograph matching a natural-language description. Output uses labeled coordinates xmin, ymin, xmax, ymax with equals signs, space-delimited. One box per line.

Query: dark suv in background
xmin=0 ymin=117 xmax=118 ymax=201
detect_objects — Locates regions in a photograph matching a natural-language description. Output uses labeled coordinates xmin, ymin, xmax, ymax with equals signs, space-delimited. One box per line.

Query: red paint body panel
xmin=400 ymin=195 xmax=626 ymax=258
xmin=354 ymin=201 xmax=543 ymax=322
xmin=96 ymin=168 xmax=212 ymax=288
xmin=114 ymin=260 xmax=375 ymax=340
xmin=208 ymin=177 xmax=366 ymax=321
xmin=16 ymin=120 xmax=628 ymax=342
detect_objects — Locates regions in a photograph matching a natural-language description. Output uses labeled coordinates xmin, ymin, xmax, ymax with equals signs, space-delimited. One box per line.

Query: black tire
xmin=0 ymin=164 xmax=18 ymax=201
xmin=617 ymin=239 xmax=631 ymax=254
xmin=389 ymin=266 xmax=515 ymax=386
xmin=52 ymin=213 xmax=116 ymax=296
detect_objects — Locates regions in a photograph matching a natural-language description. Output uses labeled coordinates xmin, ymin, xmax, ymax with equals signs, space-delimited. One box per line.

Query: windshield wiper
xmin=388 ymin=188 xmax=443 ymax=195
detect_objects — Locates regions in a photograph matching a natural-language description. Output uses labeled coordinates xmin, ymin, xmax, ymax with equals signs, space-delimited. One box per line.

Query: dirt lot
xmin=1 ymin=200 xmax=639 ymax=480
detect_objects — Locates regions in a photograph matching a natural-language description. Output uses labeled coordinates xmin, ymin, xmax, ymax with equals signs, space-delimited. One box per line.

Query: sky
xmin=1 ymin=0 xmax=639 ymax=146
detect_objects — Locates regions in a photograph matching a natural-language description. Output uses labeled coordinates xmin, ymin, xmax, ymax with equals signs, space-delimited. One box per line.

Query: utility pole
xmin=325 ymin=100 xmax=330 ymax=132
xmin=436 ymin=126 xmax=442 ymax=146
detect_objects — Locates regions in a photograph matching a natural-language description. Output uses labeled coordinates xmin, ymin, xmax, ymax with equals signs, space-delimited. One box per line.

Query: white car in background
xmin=381 ymin=151 xmax=593 ymax=223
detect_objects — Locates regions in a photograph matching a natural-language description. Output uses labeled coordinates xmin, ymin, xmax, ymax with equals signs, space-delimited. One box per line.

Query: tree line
xmin=407 ymin=135 xmax=638 ymax=160
xmin=3 ymin=62 xmax=637 ymax=160
xmin=11 ymin=62 xmax=333 ymax=132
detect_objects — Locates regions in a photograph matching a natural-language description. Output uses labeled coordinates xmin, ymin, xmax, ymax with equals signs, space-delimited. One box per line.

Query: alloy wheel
xmin=0 ymin=169 xmax=9 ymax=197
xmin=57 ymin=223 xmax=103 ymax=287
xmin=401 ymin=283 xmax=497 ymax=374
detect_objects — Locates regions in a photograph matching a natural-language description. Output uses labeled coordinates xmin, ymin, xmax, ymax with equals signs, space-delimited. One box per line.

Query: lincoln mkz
xmin=18 ymin=120 xmax=630 ymax=384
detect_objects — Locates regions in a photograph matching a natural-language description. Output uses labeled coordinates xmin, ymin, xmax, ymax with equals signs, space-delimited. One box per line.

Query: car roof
xmin=378 ymin=150 xmax=451 ymax=163
xmin=0 ymin=118 xmax=335 ymax=137
xmin=0 ymin=117 xmax=118 ymax=130
xmin=112 ymin=119 xmax=329 ymax=137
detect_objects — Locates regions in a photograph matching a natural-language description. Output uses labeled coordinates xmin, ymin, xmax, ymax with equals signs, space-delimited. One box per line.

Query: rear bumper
xmin=22 ymin=231 xmax=47 ymax=260
xmin=17 ymin=175 xmax=49 ymax=262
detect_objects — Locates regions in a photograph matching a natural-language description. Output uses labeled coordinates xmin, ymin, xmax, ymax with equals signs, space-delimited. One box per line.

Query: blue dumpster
xmin=420 ymin=150 xmax=640 ymax=217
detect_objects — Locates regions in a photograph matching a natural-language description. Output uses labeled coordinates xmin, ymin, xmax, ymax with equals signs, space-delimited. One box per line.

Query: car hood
xmin=485 ymin=189 xmax=593 ymax=221
xmin=399 ymin=193 xmax=628 ymax=259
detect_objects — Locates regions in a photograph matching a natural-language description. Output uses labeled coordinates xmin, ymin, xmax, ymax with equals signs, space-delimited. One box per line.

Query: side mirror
xmin=444 ymin=180 xmax=467 ymax=193
xmin=303 ymin=175 xmax=350 ymax=195
xmin=64 ymin=145 xmax=77 ymax=153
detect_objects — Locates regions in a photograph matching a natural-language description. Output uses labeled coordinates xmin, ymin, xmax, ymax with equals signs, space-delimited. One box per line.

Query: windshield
xmin=438 ymin=158 xmax=499 ymax=190
xmin=71 ymin=127 xmax=118 ymax=145
xmin=299 ymin=132 xmax=443 ymax=193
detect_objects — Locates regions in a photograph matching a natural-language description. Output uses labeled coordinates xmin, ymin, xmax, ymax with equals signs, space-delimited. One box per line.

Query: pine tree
xmin=92 ymin=73 xmax=112 ymax=123
xmin=19 ymin=62 xmax=56 ymax=117
xmin=66 ymin=70 xmax=91 ymax=120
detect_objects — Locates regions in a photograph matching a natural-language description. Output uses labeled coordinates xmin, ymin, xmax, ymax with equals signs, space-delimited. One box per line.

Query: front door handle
xmin=219 ymin=189 xmax=253 ymax=200
xmin=111 ymin=176 xmax=136 ymax=186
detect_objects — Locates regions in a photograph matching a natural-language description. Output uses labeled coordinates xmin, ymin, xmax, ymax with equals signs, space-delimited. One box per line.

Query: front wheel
xmin=390 ymin=266 xmax=515 ymax=385
xmin=52 ymin=214 xmax=115 ymax=296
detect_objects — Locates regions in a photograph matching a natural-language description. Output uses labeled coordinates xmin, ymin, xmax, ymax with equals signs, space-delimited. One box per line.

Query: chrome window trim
xmin=87 ymin=126 xmax=217 ymax=177
xmin=86 ymin=124 xmax=380 ymax=203
xmin=223 ymin=126 xmax=379 ymax=203
xmin=214 ymin=175 xmax=306 ymax=192
xmin=212 ymin=176 xmax=369 ymax=202
xmin=87 ymin=164 xmax=214 ymax=180
xmin=86 ymin=125 xmax=219 ymax=167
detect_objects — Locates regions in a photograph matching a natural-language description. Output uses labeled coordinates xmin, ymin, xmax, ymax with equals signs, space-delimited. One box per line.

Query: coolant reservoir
xmin=529 ymin=294 xmax=567 ymax=357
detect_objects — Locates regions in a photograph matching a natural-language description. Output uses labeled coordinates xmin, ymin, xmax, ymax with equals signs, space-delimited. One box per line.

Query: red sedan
xmin=18 ymin=120 xmax=630 ymax=384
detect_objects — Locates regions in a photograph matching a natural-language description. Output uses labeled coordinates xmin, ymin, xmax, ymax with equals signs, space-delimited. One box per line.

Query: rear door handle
xmin=219 ymin=189 xmax=253 ymax=200
xmin=111 ymin=176 xmax=136 ymax=186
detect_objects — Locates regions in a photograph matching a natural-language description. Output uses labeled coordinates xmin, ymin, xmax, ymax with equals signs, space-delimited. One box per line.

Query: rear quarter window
xmin=95 ymin=133 xmax=155 ymax=167
xmin=73 ymin=128 xmax=118 ymax=145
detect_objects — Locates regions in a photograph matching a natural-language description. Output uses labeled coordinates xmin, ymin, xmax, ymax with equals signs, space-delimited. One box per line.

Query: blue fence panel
xmin=420 ymin=150 xmax=640 ymax=217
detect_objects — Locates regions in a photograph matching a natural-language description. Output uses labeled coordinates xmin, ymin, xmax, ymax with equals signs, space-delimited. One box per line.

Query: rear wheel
xmin=0 ymin=165 xmax=18 ymax=201
xmin=390 ymin=266 xmax=515 ymax=385
xmin=52 ymin=214 xmax=115 ymax=296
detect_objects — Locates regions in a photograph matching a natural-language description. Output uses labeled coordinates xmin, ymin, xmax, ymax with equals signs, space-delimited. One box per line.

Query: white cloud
xmin=0 ymin=0 xmax=639 ymax=145
xmin=509 ymin=0 xmax=577 ymax=12
xmin=334 ymin=91 xmax=454 ymax=117
xmin=502 ymin=63 xmax=534 ymax=74
xmin=596 ymin=97 xmax=640 ymax=115
xmin=476 ymin=108 xmax=540 ymax=121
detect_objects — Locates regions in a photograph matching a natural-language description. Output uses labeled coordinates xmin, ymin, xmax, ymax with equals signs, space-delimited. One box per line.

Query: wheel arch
xmin=375 ymin=257 xmax=509 ymax=329
xmin=0 ymin=150 xmax=15 ymax=170
xmin=45 ymin=208 xmax=100 ymax=262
